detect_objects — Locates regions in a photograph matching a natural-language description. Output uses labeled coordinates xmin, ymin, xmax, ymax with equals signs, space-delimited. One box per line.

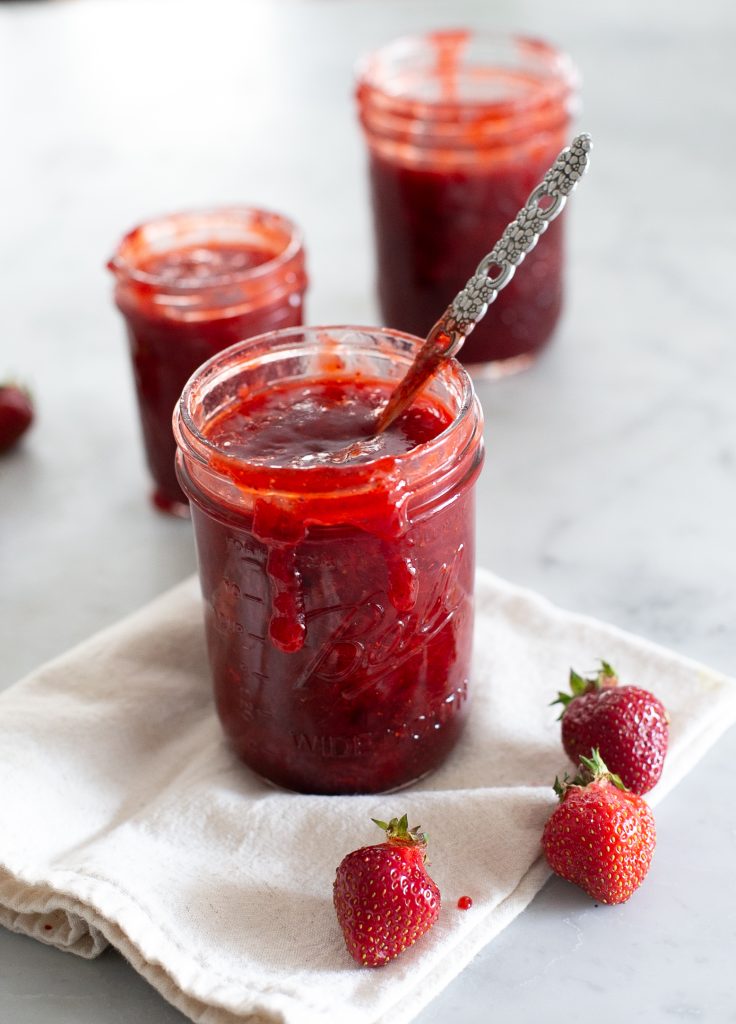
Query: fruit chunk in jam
xmin=187 ymin=375 xmax=477 ymax=794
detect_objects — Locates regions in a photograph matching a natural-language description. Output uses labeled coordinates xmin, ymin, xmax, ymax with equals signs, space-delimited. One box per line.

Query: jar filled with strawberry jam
xmin=357 ymin=32 xmax=578 ymax=374
xmin=108 ymin=207 xmax=307 ymax=515
xmin=174 ymin=326 xmax=484 ymax=794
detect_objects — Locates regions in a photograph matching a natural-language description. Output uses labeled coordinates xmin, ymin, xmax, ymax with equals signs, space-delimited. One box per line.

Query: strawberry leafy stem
xmin=372 ymin=813 xmax=427 ymax=847
xmin=551 ymin=660 xmax=619 ymax=718
xmin=552 ymin=748 xmax=627 ymax=800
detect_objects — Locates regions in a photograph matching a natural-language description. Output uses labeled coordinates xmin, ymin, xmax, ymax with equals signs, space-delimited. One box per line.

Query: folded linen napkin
xmin=1 ymin=569 xmax=734 ymax=1024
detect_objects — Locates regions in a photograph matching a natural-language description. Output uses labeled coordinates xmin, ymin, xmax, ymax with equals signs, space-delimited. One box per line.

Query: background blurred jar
xmin=109 ymin=207 xmax=308 ymax=515
xmin=357 ymin=31 xmax=578 ymax=375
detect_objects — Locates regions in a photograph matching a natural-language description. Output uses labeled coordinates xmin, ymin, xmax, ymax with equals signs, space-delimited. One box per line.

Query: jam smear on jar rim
xmin=108 ymin=207 xmax=307 ymax=515
xmin=175 ymin=326 xmax=484 ymax=796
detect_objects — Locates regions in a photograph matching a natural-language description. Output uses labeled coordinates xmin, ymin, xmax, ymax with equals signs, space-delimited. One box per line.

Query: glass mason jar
xmin=108 ymin=207 xmax=308 ymax=516
xmin=174 ymin=326 xmax=484 ymax=795
xmin=356 ymin=31 xmax=578 ymax=374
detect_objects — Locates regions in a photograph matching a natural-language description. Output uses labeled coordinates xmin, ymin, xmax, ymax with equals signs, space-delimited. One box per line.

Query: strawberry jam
xmin=366 ymin=155 xmax=564 ymax=366
xmin=357 ymin=31 xmax=577 ymax=372
xmin=174 ymin=326 xmax=484 ymax=795
xmin=109 ymin=208 xmax=307 ymax=515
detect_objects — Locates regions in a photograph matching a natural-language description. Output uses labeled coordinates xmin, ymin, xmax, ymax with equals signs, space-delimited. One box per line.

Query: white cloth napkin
xmin=1 ymin=569 xmax=735 ymax=1024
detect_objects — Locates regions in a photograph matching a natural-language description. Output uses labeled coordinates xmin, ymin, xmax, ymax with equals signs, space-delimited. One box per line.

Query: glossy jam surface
xmin=187 ymin=375 xmax=477 ymax=795
xmin=138 ymin=243 xmax=272 ymax=286
xmin=207 ymin=378 xmax=452 ymax=466
xmin=370 ymin=151 xmax=564 ymax=367
xmin=114 ymin=242 xmax=304 ymax=513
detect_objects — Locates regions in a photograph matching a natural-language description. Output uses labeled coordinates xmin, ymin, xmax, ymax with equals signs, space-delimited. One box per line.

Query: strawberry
xmin=553 ymin=660 xmax=669 ymax=794
xmin=333 ymin=814 xmax=440 ymax=966
xmin=0 ymin=383 xmax=34 ymax=453
xmin=542 ymin=750 xmax=656 ymax=904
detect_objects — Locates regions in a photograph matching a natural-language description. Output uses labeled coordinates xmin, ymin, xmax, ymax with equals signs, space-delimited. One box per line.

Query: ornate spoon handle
xmin=376 ymin=132 xmax=593 ymax=433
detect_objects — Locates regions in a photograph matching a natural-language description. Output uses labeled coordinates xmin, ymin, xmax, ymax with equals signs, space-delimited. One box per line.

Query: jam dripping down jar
xmin=174 ymin=326 xmax=484 ymax=794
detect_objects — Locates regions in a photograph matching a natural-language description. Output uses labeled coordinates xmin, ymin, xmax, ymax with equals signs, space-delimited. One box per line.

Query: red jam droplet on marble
xmin=457 ymin=895 xmax=473 ymax=910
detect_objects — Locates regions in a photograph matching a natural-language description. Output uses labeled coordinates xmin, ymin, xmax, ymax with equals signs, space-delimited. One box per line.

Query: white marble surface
xmin=1 ymin=0 xmax=735 ymax=1020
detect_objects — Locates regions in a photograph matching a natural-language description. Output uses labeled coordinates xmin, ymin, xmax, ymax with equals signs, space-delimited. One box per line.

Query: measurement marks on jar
xmin=211 ymin=558 xmax=268 ymax=644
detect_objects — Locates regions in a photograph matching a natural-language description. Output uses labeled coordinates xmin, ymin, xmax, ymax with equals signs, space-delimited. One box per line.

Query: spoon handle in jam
xmin=376 ymin=132 xmax=593 ymax=433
